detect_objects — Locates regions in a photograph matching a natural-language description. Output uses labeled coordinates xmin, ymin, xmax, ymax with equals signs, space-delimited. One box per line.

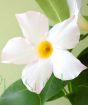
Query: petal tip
xmin=21 ymin=76 xmax=42 ymax=94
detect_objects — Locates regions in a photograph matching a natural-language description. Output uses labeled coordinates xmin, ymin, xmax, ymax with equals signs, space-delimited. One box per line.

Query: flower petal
xmin=22 ymin=60 xmax=52 ymax=94
xmin=16 ymin=11 xmax=49 ymax=44
xmin=51 ymin=49 xmax=87 ymax=80
xmin=67 ymin=0 xmax=82 ymax=16
xmin=76 ymin=0 xmax=82 ymax=9
xmin=1 ymin=37 xmax=37 ymax=64
xmin=47 ymin=16 xmax=80 ymax=49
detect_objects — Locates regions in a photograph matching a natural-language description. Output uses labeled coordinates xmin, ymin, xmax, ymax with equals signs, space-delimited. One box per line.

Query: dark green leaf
xmin=36 ymin=0 xmax=70 ymax=23
xmin=47 ymin=91 xmax=65 ymax=102
xmin=70 ymin=69 xmax=88 ymax=91
xmin=67 ymin=86 xmax=88 ymax=105
xmin=40 ymin=74 xmax=66 ymax=103
xmin=78 ymin=47 xmax=88 ymax=66
xmin=80 ymin=34 xmax=88 ymax=41
xmin=0 ymin=80 xmax=40 ymax=105
xmin=84 ymin=16 xmax=88 ymax=21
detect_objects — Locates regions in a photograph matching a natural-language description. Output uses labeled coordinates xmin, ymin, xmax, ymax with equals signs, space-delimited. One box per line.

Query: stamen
xmin=37 ymin=41 xmax=53 ymax=58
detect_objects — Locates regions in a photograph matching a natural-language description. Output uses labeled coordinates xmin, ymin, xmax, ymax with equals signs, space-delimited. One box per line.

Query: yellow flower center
xmin=37 ymin=41 xmax=53 ymax=58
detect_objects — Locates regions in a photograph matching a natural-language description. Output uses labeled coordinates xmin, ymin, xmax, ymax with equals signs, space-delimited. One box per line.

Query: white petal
xmin=47 ymin=16 xmax=80 ymax=50
xmin=2 ymin=37 xmax=37 ymax=64
xmin=67 ymin=0 xmax=82 ymax=16
xmin=51 ymin=49 xmax=87 ymax=80
xmin=16 ymin=11 xmax=49 ymax=44
xmin=22 ymin=60 xmax=52 ymax=94
xmin=76 ymin=0 xmax=82 ymax=10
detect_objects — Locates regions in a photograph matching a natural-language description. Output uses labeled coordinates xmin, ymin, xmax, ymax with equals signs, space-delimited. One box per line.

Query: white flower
xmin=67 ymin=0 xmax=88 ymax=31
xmin=1 ymin=11 xmax=86 ymax=94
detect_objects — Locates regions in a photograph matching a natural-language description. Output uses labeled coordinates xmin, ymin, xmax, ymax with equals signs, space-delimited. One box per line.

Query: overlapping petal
xmin=67 ymin=0 xmax=82 ymax=16
xmin=47 ymin=16 xmax=80 ymax=49
xmin=22 ymin=60 xmax=52 ymax=94
xmin=1 ymin=37 xmax=37 ymax=64
xmin=16 ymin=11 xmax=49 ymax=44
xmin=50 ymin=48 xmax=87 ymax=80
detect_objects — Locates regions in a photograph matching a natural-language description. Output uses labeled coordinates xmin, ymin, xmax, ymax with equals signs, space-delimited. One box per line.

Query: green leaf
xmin=84 ymin=16 xmax=88 ymax=21
xmin=81 ymin=1 xmax=88 ymax=21
xmin=67 ymin=86 xmax=88 ymax=105
xmin=80 ymin=34 xmax=88 ymax=41
xmin=36 ymin=0 xmax=70 ymax=23
xmin=40 ymin=74 xmax=66 ymax=103
xmin=0 ymin=76 xmax=67 ymax=105
xmin=70 ymin=69 xmax=88 ymax=92
xmin=0 ymin=80 xmax=40 ymax=105
xmin=46 ymin=91 xmax=65 ymax=102
xmin=78 ymin=47 xmax=88 ymax=66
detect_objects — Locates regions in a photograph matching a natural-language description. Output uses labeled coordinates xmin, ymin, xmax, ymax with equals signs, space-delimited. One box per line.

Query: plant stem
xmin=68 ymin=81 xmax=72 ymax=93
xmin=63 ymin=88 xmax=68 ymax=96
